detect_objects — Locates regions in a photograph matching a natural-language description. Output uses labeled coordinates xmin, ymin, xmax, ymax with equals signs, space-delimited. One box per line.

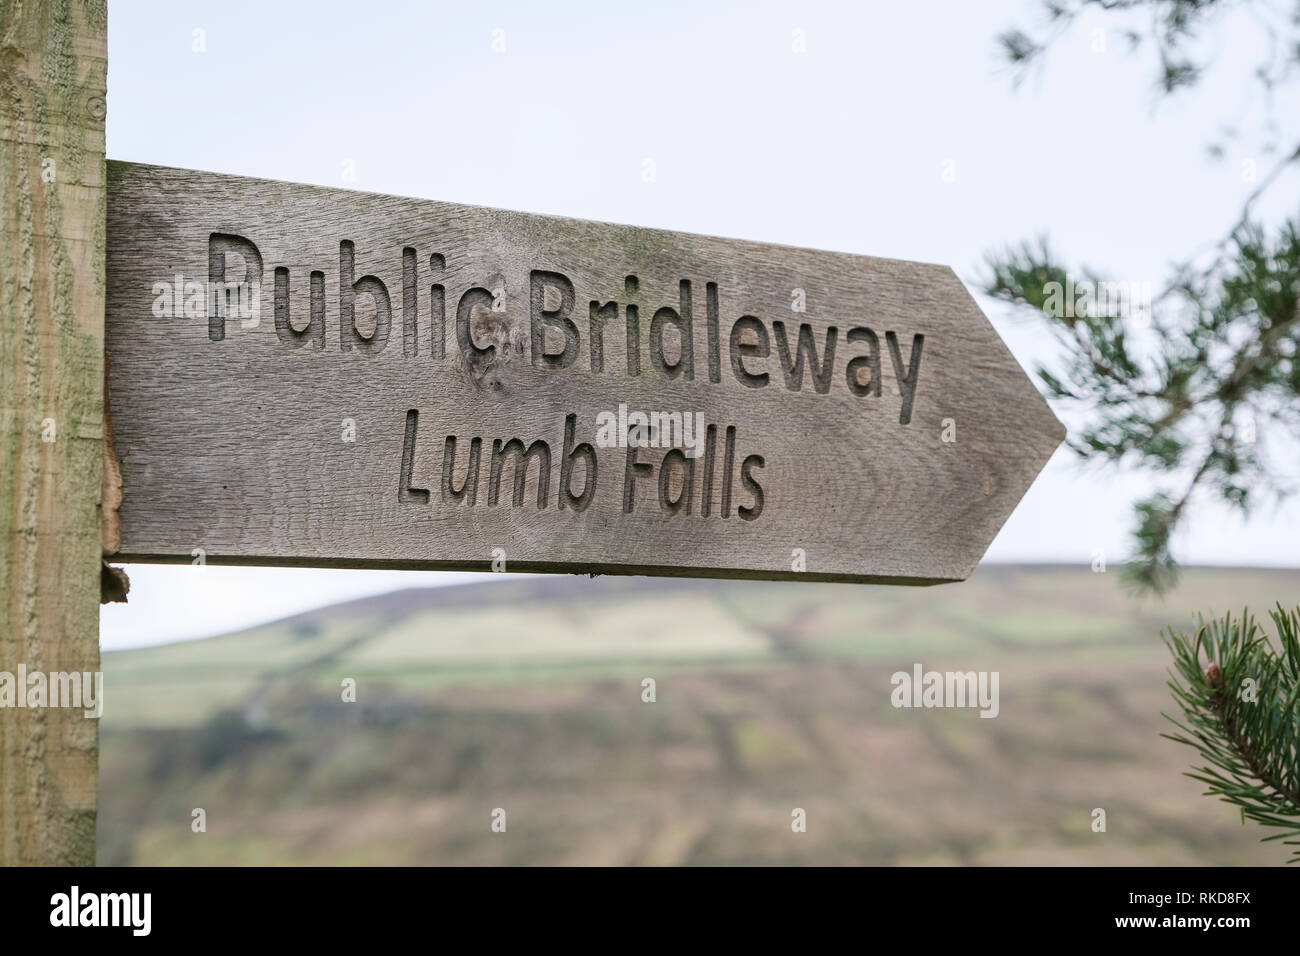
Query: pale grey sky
xmin=100 ymin=0 xmax=1299 ymax=649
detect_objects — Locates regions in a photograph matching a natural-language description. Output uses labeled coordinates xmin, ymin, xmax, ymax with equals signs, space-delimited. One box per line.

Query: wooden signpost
xmin=105 ymin=162 xmax=1062 ymax=585
xmin=1 ymin=0 xmax=107 ymax=866
xmin=2 ymin=0 xmax=1063 ymax=864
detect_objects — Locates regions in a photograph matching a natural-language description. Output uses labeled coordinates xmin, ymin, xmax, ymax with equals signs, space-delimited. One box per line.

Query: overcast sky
xmin=99 ymin=0 xmax=1299 ymax=650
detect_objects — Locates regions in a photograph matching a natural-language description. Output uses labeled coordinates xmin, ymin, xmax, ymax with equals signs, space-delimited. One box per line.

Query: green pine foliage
xmin=1162 ymin=606 xmax=1300 ymax=861
xmin=985 ymin=225 xmax=1300 ymax=594
xmin=986 ymin=0 xmax=1300 ymax=593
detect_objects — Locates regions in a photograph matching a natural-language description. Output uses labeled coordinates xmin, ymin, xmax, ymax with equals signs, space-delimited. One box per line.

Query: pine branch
xmin=987 ymin=0 xmax=1300 ymax=595
xmin=1161 ymin=605 xmax=1300 ymax=861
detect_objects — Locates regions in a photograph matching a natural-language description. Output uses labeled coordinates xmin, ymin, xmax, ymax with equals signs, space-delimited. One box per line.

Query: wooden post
xmin=0 ymin=0 xmax=107 ymax=865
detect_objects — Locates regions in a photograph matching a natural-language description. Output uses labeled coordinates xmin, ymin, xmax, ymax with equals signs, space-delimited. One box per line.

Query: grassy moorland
xmin=97 ymin=564 xmax=1300 ymax=865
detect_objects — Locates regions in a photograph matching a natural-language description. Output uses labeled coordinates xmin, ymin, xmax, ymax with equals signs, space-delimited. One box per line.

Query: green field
xmin=98 ymin=565 xmax=1300 ymax=865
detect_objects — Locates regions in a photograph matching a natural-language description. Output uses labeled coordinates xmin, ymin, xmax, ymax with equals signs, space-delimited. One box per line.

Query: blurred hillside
xmin=98 ymin=564 xmax=1300 ymax=865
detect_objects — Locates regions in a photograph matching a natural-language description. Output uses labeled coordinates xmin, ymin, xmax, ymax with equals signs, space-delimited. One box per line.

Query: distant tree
xmin=988 ymin=0 xmax=1300 ymax=860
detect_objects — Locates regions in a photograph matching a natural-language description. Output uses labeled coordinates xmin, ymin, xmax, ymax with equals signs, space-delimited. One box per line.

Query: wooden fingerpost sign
xmin=104 ymin=164 xmax=1063 ymax=584
xmin=2 ymin=0 xmax=1065 ymax=866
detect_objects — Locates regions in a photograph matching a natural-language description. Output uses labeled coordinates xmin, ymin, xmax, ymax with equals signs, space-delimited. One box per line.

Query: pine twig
xmin=1161 ymin=605 xmax=1300 ymax=861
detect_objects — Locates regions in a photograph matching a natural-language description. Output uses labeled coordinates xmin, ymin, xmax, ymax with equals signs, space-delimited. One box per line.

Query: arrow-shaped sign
xmin=104 ymin=161 xmax=1064 ymax=584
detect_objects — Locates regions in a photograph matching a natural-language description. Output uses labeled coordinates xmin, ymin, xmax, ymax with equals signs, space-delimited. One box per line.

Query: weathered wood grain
xmin=0 ymin=0 xmax=106 ymax=865
xmin=106 ymin=161 xmax=1064 ymax=585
